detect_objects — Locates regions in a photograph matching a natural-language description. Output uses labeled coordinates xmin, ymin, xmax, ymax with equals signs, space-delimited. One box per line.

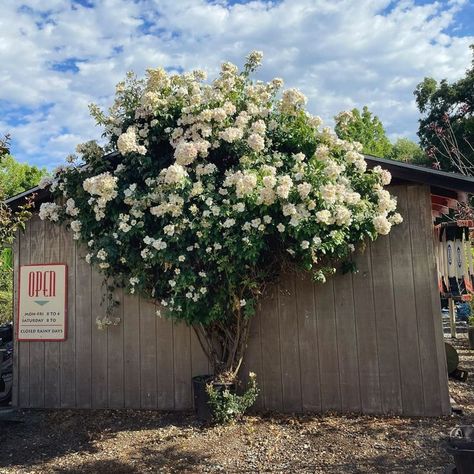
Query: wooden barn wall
xmin=12 ymin=184 xmax=450 ymax=415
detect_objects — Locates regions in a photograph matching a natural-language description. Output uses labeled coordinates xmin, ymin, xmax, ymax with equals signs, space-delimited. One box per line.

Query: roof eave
xmin=364 ymin=155 xmax=474 ymax=194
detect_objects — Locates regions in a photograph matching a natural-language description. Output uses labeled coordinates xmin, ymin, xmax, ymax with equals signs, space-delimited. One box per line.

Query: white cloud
xmin=0 ymin=0 xmax=472 ymax=168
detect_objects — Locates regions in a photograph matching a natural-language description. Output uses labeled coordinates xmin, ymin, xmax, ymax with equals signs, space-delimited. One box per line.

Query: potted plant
xmin=39 ymin=52 xmax=402 ymax=422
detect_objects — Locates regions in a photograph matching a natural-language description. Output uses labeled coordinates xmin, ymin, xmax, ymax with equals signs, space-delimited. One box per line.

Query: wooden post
xmin=449 ymin=297 xmax=456 ymax=339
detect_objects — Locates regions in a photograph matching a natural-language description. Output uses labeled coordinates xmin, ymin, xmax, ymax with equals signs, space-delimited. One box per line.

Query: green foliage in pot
xmin=206 ymin=372 xmax=259 ymax=424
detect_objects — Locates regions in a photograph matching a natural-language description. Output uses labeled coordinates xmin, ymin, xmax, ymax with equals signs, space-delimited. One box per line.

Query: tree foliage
xmin=0 ymin=134 xmax=37 ymax=323
xmin=0 ymin=248 xmax=12 ymax=324
xmin=388 ymin=138 xmax=430 ymax=166
xmin=0 ymin=135 xmax=36 ymax=247
xmin=414 ymin=45 xmax=474 ymax=175
xmin=334 ymin=107 xmax=393 ymax=158
xmin=0 ymin=154 xmax=47 ymax=199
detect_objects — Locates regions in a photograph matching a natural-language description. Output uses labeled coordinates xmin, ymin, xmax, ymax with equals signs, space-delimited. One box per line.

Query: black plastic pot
xmin=447 ymin=426 xmax=474 ymax=474
xmin=192 ymin=375 xmax=235 ymax=422
xmin=447 ymin=445 xmax=474 ymax=473
xmin=468 ymin=327 xmax=474 ymax=350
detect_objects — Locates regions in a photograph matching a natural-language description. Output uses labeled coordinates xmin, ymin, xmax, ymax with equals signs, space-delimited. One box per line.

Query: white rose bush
xmin=39 ymin=52 xmax=402 ymax=383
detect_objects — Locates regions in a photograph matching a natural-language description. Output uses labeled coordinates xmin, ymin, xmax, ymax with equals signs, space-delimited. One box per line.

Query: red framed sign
xmin=17 ymin=264 xmax=67 ymax=341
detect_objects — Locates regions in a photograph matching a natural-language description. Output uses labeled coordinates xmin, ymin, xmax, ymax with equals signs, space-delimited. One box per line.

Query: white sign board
xmin=17 ymin=264 xmax=67 ymax=341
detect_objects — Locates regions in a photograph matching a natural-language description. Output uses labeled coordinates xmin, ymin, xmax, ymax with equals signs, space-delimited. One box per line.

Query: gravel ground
xmin=0 ymin=337 xmax=473 ymax=474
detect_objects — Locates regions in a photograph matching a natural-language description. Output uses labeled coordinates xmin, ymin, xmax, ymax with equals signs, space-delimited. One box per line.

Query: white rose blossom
xmin=117 ymin=126 xmax=147 ymax=155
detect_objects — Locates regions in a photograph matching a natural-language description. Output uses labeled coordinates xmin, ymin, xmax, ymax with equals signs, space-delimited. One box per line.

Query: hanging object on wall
xmin=435 ymin=222 xmax=473 ymax=300
xmin=17 ymin=264 xmax=67 ymax=341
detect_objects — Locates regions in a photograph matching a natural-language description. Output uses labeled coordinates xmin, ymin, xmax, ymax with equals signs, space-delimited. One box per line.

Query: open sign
xmin=18 ymin=264 xmax=67 ymax=341
xmin=28 ymin=270 xmax=56 ymax=298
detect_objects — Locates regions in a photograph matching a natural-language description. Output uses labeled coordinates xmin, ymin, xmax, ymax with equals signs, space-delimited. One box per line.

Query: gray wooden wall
xmin=12 ymin=184 xmax=451 ymax=416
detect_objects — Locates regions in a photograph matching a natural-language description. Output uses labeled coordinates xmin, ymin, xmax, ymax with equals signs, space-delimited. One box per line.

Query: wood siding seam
xmin=156 ymin=305 xmax=160 ymax=408
xmin=258 ymin=297 xmax=265 ymax=409
xmin=123 ymin=294 xmax=126 ymax=407
xmin=351 ymin=274 xmax=362 ymax=410
xmin=350 ymin=270 xmax=363 ymax=412
xmin=89 ymin=255 xmax=92 ymax=407
xmin=294 ymin=274 xmax=304 ymax=412
xmin=387 ymin=214 xmax=404 ymax=414
xmin=188 ymin=323 xmax=192 ymax=405
xmin=406 ymin=186 xmax=426 ymax=415
xmin=367 ymin=243 xmax=384 ymax=413
xmin=277 ymin=282 xmax=284 ymax=411
xmin=312 ymin=279 xmax=322 ymax=412
xmin=331 ymin=279 xmax=342 ymax=412
xmin=388 ymin=234 xmax=403 ymax=414
xmin=172 ymin=321 xmax=176 ymax=410
xmin=368 ymin=243 xmax=382 ymax=412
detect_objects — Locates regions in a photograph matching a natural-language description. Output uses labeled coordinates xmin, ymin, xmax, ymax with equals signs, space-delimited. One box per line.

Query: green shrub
xmin=206 ymin=372 xmax=259 ymax=424
xmin=0 ymin=248 xmax=12 ymax=324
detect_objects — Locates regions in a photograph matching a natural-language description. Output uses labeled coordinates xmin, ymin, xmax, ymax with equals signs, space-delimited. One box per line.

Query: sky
xmin=0 ymin=0 xmax=473 ymax=170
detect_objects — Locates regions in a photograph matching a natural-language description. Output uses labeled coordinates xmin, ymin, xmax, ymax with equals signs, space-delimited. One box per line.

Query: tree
xmin=0 ymin=153 xmax=47 ymax=199
xmin=0 ymin=135 xmax=36 ymax=323
xmin=414 ymin=45 xmax=474 ymax=174
xmin=388 ymin=138 xmax=430 ymax=166
xmin=0 ymin=248 xmax=13 ymax=324
xmin=0 ymin=134 xmax=45 ymax=246
xmin=40 ymin=53 xmax=401 ymax=397
xmin=334 ymin=107 xmax=393 ymax=158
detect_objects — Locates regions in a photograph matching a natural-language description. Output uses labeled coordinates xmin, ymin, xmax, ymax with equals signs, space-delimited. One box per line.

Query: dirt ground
xmin=1 ymin=337 xmax=473 ymax=474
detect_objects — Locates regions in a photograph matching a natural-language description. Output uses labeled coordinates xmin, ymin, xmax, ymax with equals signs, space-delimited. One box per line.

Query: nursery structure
xmin=6 ymin=156 xmax=474 ymax=416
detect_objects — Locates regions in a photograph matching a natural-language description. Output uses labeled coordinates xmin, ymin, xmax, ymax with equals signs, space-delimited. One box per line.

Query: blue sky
xmin=1 ymin=0 xmax=473 ymax=169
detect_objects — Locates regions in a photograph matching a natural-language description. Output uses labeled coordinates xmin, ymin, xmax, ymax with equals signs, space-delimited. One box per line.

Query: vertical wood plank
xmin=28 ymin=216 xmax=45 ymax=407
xmin=315 ymin=277 xmax=341 ymax=412
xmin=278 ymin=272 xmax=302 ymax=412
xmin=408 ymin=185 xmax=449 ymax=415
xmin=259 ymin=283 xmax=283 ymax=411
xmin=190 ymin=327 xmax=209 ymax=378
xmin=156 ymin=311 xmax=174 ymax=410
xmin=139 ymin=298 xmax=157 ymax=408
xmin=240 ymin=311 xmax=264 ymax=410
xmin=334 ymin=271 xmax=361 ymax=412
xmin=18 ymin=221 xmax=30 ymax=407
xmin=370 ymin=237 xmax=402 ymax=414
xmin=75 ymin=244 xmax=92 ymax=408
xmin=107 ymin=288 xmax=124 ymax=408
xmin=12 ymin=230 xmax=20 ymax=407
xmin=173 ymin=321 xmax=192 ymax=410
xmin=156 ymin=308 xmax=175 ymax=410
xmin=43 ymin=221 xmax=61 ymax=407
xmin=389 ymin=185 xmax=424 ymax=416
xmin=91 ymin=269 xmax=108 ymax=408
xmin=123 ymin=292 xmax=140 ymax=408
xmin=60 ymin=224 xmax=76 ymax=407
xmin=352 ymin=247 xmax=381 ymax=414
xmin=295 ymin=271 xmax=321 ymax=412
